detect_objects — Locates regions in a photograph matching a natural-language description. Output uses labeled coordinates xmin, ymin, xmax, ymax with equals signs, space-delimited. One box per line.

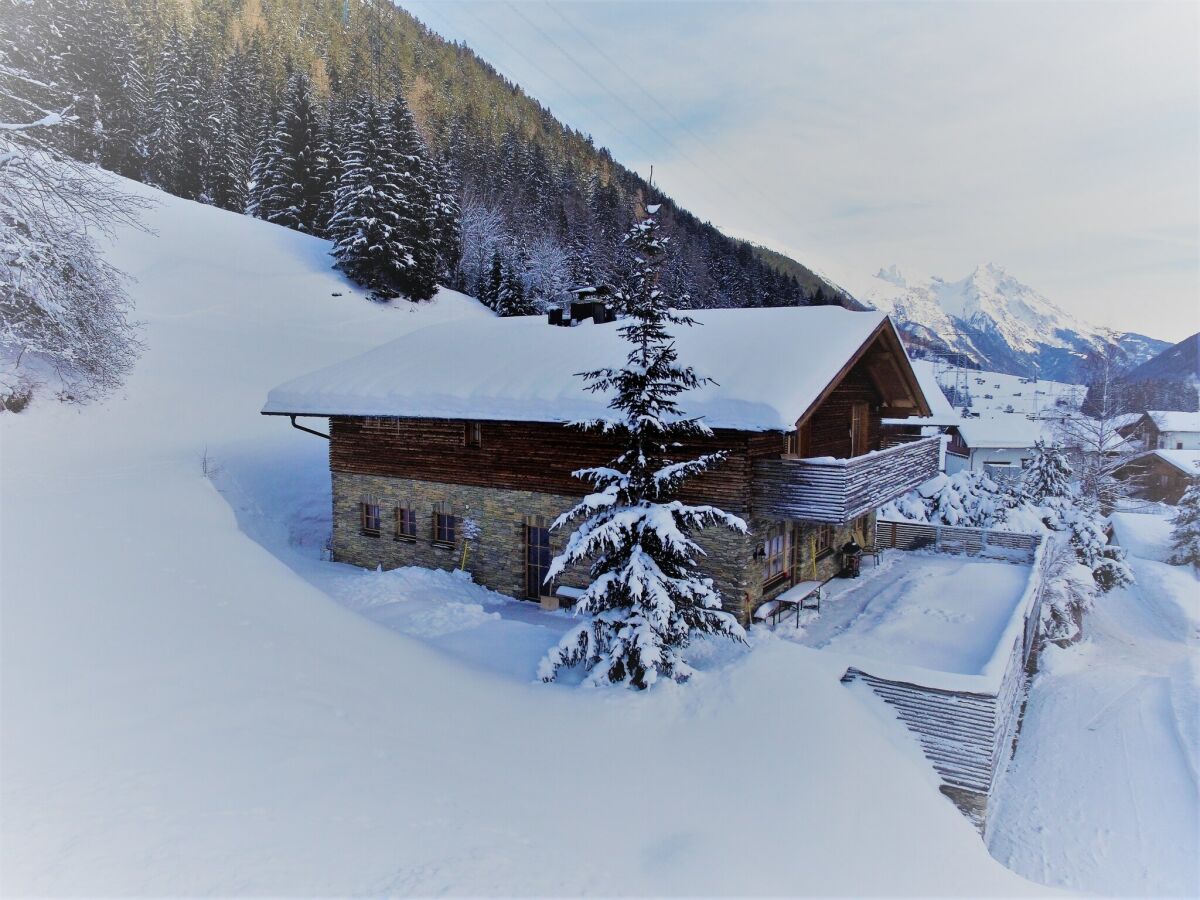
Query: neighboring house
xmin=1115 ymin=448 xmax=1200 ymax=504
xmin=1131 ymin=410 xmax=1200 ymax=451
xmin=942 ymin=417 xmax=1052 ymax=477
xmin=263 ymin=306 xmax=938 ymax=624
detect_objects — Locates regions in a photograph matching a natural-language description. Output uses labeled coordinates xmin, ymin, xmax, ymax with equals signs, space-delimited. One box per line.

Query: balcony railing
xmin=752 ymin=435 xmax=942 ymax=523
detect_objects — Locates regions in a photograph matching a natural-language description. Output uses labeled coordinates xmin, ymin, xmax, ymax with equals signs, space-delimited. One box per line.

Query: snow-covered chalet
xmin=263 ymin=305 xmax=939 ymax=624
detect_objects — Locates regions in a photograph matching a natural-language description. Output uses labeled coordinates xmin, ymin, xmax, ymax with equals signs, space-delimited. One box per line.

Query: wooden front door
xmin=851 ymin=402 xmax=870 ymax=456
xmin=525 ymin=522 xmax=553 ymax=600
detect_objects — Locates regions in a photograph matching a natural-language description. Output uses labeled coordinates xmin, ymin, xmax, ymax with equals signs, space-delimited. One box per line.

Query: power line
xmin=537 ymin=1 xmax=833 ymax=273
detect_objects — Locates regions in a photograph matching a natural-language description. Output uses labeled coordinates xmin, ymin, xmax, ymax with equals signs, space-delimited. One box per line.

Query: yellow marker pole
xmin=810 ymin=537 xmax=818 ymax=580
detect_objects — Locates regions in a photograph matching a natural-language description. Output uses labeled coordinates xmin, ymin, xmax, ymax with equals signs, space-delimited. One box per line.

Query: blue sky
xmin=403 ymin=1 xmax=1199 ymax=342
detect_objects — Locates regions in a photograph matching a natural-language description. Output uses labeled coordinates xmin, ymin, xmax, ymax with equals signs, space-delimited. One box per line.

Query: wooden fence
xmin=843 ymin=527 xmax=1051 ymax=833
xmin=873 ymin=519 xmax=1039 ymax=563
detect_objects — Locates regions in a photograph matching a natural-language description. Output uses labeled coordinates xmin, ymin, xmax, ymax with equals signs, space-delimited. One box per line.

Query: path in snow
xmin=988 ymin=515 xmax=1200 ymax=896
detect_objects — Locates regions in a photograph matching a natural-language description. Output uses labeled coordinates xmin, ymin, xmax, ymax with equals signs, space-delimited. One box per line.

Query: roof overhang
xmin=795 ymin=317 xmax=933 ymax=428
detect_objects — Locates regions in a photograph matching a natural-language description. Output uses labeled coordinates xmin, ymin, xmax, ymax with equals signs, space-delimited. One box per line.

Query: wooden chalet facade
xmin=264 ymin=306 xmax=938 ymax=624
xmin=1115 ymin=449 xmax=1200 ymax=504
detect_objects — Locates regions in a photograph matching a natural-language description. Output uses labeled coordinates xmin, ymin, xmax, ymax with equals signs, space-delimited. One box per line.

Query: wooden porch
xmin=751 ymin=435 xmax=942 ymax=524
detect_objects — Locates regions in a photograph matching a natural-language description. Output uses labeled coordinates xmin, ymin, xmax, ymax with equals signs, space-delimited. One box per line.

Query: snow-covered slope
xmin=0 ymin=179 xmax=1049 ymax=894
xmin=846 ymin=264 xmax=1168 ymax=381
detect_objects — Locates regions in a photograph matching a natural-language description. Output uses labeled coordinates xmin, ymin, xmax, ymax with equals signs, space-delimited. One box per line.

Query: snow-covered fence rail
xmin=842 ymin=536 xmax=1052 ymax=834
xmin=753 ymin=436 xmax=941 ymax=524
xmin=873 ymin=520 xmax=1039 ymax=563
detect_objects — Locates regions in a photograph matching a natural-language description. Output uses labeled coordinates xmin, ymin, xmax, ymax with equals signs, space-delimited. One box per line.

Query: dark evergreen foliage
xmin=6 ymin=0 xmax=837 ymax=311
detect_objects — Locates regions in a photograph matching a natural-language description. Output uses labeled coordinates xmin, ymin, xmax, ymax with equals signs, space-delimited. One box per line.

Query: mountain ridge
xmin=841 ymin=263 xmax=1169 ymax=381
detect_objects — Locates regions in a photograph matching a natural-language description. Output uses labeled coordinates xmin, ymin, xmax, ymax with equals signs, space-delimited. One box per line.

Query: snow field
xmin=0 ymin=179 xmax=1049 ymax=896
xmin=989 ymin=512 xmax=1200 ymax=896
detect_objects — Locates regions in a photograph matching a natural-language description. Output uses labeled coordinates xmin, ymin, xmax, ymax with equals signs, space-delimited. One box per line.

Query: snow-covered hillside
xmin=914 ymin=359 xmax=1086 ymax=419
xmin=844 ymin=264 xmax=1168 ymax=381
xmin=0 ymin=179 xmax=1047 ymax=894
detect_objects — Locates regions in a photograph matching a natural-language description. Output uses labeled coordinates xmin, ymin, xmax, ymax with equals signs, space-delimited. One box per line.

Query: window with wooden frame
xmin=464 ymin=422 xmax=482 ymax=449
xmin=394 ymin=503 xmax=417 ymax=541
xmin=524 ymin=515 xmax=554 ymax=600
xmin=814 ymin=523 xmax=836 ymax=558
xmin=360 ymin=495 xmax=381 ymax=537
xmin=761 ymin=523 xmax=791 ymax=586
xmin=432 ymin=501 xmax=457 ymax=546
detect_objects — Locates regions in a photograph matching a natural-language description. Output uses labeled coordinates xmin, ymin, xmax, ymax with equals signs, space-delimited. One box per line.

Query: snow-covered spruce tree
xmin=247 ymin=73 xmax=324 ymax=233
xmin=538 ymin=208 xmax=747 ymax=690
xmin=1022 ymin=440 xmax=1072 ymax=506
xmin=329 ymin=94 xmax=418 ymax=300
xmin=1168 ymin=475 xmax=1200 ymax=567
xmin=385 ymin=91 xmax=439 ymax=300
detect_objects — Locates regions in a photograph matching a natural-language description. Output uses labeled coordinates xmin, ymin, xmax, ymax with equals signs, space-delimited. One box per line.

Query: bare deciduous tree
xmin=1 ymin=60 xmax=148 ymax=406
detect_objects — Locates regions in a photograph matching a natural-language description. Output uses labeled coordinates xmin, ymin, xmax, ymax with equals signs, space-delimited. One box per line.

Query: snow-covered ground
xmin=915 ymin=358 xmax=1085 ymax=419
xmin=787 ymin=551 xmax=1032 ymax=677
xmin=989 ymin=511 xmax=1200 ymax=896
xmin=0 ymin=179 xmax=1047 ymax=895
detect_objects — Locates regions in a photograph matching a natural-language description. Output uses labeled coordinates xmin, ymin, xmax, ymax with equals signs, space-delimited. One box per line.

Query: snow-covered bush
xmin=538 ymin=210 xmax=746 ymax=690
xmin=1040 ymin=538 xmax=1096 ymax=646
xmin=1022 ymin=440 xmax=1072 ymax=505
xmin=879 ymin=470 xmax=1013 ymax=528
xmin=1057 ymin=508 xmax=1132 ymax=593
xmin=1168 ymin=476 xmax=1200 ymax=568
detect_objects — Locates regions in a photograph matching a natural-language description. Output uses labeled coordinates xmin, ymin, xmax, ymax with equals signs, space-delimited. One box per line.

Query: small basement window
xmin=464 ymin=422 xmax=482 ymax=449
xmin=433 ymin=501 xmax=457 ymax=546
xmin=360 ymin=496 xmax=381 ymax=537
xmin=394 ymin=504 xmax=417 ymax=541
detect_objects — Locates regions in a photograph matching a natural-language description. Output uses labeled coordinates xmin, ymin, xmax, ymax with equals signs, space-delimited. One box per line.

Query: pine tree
xmin=494 ymin=260 xmax=530 ymax=317
xmin=1168 ymin=476 xmax=1200 ymax=567
xmin=1022 ymin=439 xmax=1072 ymax=505
xmin=247 ymin=73 xmax=325 ymax=231
xmin=386 ymin=91 xmax=439 ymax=300
xmin=202 ymin=76 xmax=249 ymax=211
xmin=538 ymin=207 xmax=747 ymax=690
xmin=431 ymin=155 xmax=462 ymax=280
xmin=329 ymin=93 xmax=435 ymax=301
xmin=481 ymin=250 xmax=503 ymax=310
xmin=143 ymin=24 xmax=187 ymax=194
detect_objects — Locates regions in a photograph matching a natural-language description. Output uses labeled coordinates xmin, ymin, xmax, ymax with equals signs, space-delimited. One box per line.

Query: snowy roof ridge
xmin=1147 ymin=410 xmax=1200 ymax=433
xmin=1149 ymin=448 xmax=1200 ymax=475
xmin=263 ymin=306 xmax=903 ymax=432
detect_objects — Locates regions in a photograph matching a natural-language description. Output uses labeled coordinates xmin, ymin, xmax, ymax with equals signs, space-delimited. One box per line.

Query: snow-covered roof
xmin=264 ymin=307 xmax=920 ymax=432
xmin=954 ymin=417 xmax=1053 ymax=450
xmin=908 ymin=360 xmax=958 ymax=418
xmin=1147 ymin=410 xmax=1200 ymax=434
xmin=1149 ymin=448 xmax=1200 ymax=476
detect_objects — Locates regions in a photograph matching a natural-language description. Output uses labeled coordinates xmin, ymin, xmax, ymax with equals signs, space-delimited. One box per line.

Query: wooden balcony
xmin=752 ymin=435 xmax=942 ymax=524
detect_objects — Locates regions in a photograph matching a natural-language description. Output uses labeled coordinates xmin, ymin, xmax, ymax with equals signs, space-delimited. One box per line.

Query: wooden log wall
xmin=329 ymin=416 xmax=786 ymax=516
xmin=805 ymin=368 xmax=884 ymax=457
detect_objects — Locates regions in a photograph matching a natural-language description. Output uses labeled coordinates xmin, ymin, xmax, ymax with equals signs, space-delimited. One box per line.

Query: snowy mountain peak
xmin=852 ymin=263 xmax=1169 ymax=380
xmin=875 ymin=264 xmax=907 ymax=287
